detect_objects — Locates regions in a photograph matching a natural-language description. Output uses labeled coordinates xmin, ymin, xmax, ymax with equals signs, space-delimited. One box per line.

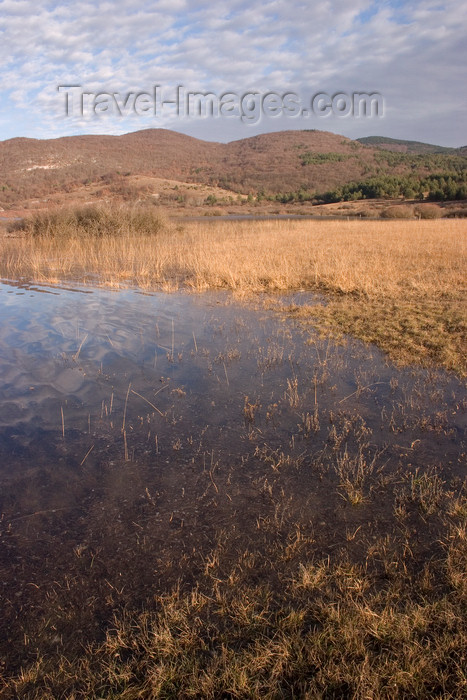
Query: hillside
xmin=356 ymin=136 xmax=460 ymax=154
xmin=0 ymin=128 xmax=466 ymax=208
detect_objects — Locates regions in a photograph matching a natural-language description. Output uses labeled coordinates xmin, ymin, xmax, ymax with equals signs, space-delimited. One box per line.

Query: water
xmin=0 ymin=278 xmax=465 ymax=510
xmin=0 ymin=279 xmax=465 ymax=668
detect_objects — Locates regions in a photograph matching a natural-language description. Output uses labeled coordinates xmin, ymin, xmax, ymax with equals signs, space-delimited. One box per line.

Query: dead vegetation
xmin=8 ymin=204 xmax=166 ymax=238
xmin=1 ymin=211 xmax=465 ymax=374
xmin=3 ymin=459 xmax=466 ymax=699
xmin=0 ymin=271 xmax=465 ymax=698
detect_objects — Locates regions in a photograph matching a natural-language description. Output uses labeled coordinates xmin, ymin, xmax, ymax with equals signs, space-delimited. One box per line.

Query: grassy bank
xmin=1 ymin=207 xmax=466 ymax=373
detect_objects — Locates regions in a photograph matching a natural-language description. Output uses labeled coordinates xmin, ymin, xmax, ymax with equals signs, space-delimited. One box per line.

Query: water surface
xmin=0 ymin=279 xmax=465 ymax=669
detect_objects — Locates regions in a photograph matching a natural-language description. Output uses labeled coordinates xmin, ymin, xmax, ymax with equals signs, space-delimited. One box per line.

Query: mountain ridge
xmin=1 ymin=128 xmax=466 ymax=207
xmin=356 ymin=136 xmax=465 ymax=155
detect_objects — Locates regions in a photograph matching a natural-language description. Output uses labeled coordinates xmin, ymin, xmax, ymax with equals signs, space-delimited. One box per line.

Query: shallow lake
xmin=0 ymin=279 xmax=465 ymax=668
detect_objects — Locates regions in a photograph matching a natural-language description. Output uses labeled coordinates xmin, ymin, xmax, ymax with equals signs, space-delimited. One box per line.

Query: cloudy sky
xmin=0 ymin=0 xmax=465 ymax=145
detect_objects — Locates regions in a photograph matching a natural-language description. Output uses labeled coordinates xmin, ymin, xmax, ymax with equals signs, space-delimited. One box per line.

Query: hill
xmin=0 ymin=128 xmax=466 ymax=208
xmin=356 ymin=136 xmax=460 ymax=155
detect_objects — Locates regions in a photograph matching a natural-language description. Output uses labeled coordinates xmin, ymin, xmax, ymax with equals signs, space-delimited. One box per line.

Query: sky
xmin=0 ymin=0 xmax=466 ymax=145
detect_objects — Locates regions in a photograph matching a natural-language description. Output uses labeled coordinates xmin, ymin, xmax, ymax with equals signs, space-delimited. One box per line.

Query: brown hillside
xmin=0 ymin=128 xmax=465 ymax=207
xmin=356 ymin=136 xmax=458 ymax=155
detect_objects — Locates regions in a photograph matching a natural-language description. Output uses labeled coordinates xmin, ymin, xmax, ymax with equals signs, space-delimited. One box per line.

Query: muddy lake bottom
xmin=0 ymin=280 xmax=466 ymax=682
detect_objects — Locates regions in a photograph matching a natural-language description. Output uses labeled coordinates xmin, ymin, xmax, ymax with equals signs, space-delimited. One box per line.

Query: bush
xmin=380 ymin=205 xmax=414 ymax=219
xmin=414 ymin=204 xmax=442 ymax=219
xmin=12 ymin=204 xmax=167 ymax=238
xmin=444 ymin=208 xmax=467 ymax=218
xmin=6 ymin=219 xmax=26 ymax=234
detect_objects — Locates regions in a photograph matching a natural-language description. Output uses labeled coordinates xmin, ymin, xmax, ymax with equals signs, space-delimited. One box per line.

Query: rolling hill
xmin=356 ymin=136 xmax=464 ymax=155
xmin=0 ymin=128 xmax=466 ymax=208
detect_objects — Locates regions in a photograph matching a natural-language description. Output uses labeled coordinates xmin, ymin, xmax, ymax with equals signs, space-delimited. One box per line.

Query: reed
xmin=1 ymin=211 xmax=465 ymax=372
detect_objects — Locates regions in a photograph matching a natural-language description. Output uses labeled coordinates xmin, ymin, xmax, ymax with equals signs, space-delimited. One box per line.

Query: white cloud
xmin=0 ymin=1 xmax=465 ymax=145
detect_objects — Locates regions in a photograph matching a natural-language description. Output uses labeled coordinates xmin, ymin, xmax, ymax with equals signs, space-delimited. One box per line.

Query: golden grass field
xmin=1 ymin=211 xmax=466 ymax=373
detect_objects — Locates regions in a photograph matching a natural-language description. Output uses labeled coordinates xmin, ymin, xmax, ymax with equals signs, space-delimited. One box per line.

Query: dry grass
xmin=1 ymin=212 xmax=466 ymax=373
xmin=0 ymin=261 xmax=465 ymax=698
xmin=1 ymin=208 xmax=466 ymax=698
xmin=6 ymin=495 xmax=467 ymax=699
xmin=8 ymin=204 xmax=167 ymax=238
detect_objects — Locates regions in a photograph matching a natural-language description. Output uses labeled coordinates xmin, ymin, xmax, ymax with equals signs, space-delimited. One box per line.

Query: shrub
xmin=444 ymin=208 xmax=467 ymax=218
xmin=6 ymin=219 xmax=26 ymax=234
xmin=380 ymin=205 xmax=414 ymax=219
xmin=414 ymin=204 xmax=442 ymax=219
xmin=13 ymin=204 xmax=167 ymax=238
xmin=357 ymin=208 xmax=375 ymax=218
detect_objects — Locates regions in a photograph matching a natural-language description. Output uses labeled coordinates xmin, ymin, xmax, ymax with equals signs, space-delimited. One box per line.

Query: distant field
xmin=1 ymin=213 xmax=466 ymax=373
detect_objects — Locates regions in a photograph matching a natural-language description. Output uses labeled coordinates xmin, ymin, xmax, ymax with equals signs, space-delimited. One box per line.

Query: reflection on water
xmin=0 ymin=280 xmax=464 ymax=467
xmin=0 ymin=279 xmax=465 ymax=670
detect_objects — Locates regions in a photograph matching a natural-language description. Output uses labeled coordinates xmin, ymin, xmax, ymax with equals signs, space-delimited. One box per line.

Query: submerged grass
xmin=1 ymin=207 xmax=466 ymax=373
xmin=5 ymin=480 xmax=467 ymax=699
